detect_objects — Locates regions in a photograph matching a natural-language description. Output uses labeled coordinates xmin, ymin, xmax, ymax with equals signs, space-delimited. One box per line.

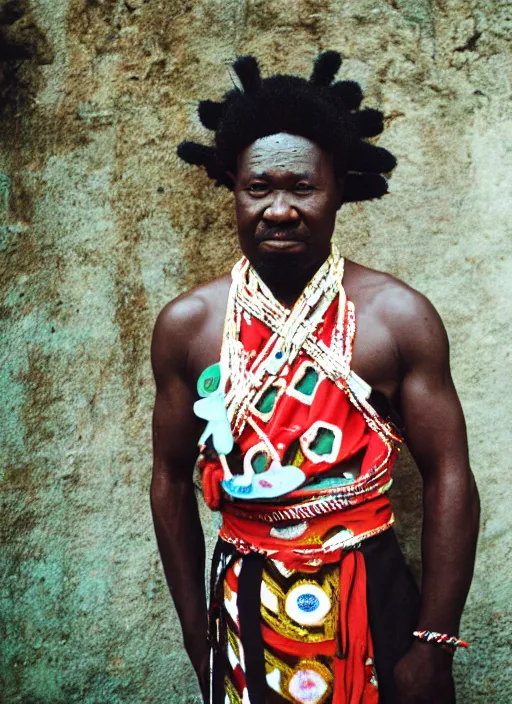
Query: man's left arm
xmin=390 ymin=291 xmax=480 ymax=703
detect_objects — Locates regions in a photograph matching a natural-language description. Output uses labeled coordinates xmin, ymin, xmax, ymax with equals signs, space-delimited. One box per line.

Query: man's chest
xmin=188 ymin=294 xmax=403 ymax=413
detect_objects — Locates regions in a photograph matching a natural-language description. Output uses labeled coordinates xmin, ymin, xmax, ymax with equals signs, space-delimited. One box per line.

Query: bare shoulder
xmin=154 ymin=275 xmax=230 ymax=337
xmin=151 ymin=275 xmax=231 ymax=378
xmin=344 ymin=259 xmax=449 ymax=365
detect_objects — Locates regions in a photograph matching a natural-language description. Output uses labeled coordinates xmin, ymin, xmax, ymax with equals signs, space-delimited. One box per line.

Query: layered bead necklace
xmin=220 ymin=247 xmax=355 ymax=448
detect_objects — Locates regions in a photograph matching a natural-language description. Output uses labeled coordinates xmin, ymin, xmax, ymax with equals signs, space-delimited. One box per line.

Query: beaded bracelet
xmin=413 ymin=630 xmax=469 ymax=649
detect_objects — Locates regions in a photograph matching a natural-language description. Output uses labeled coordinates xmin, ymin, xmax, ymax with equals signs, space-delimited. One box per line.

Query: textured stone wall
xmin=1 ymin=1 xmax=510 ymax=701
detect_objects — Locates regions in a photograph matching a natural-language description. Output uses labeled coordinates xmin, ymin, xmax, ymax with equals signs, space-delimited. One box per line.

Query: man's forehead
xmin=238 ymin=133 xmax=330 ymax=174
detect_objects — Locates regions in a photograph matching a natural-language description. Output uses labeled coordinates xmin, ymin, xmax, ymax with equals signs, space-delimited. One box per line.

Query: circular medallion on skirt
xmin=288 ymin=667 xmax=329 ymax=704
xmin=285 ymin=583 xmax=331 ymax=626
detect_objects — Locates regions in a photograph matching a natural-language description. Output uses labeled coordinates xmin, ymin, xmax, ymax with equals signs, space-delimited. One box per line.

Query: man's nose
xmin=263 ymin=191 xmax=300 ymax=222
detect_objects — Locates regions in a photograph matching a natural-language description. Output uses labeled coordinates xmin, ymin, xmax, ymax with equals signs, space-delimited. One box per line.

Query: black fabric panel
xmin=210 ymin=539 xmax=238 ymax=704
xmin=360 ymin=529 xmax=420 ymax=704
xmin=238 ymin=552 xmax=267 ymax=704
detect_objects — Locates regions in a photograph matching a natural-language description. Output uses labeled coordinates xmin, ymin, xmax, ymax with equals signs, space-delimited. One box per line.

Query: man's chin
xmin=253 ymin=252 xmax=315 ymax=285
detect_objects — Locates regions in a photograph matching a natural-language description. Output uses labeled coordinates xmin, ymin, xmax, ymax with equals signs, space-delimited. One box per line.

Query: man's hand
xmin=394 ymin=642 xmax=455 ymax=704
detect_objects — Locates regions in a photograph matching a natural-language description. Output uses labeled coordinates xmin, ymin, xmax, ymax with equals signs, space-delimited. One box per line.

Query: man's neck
xmin=252 ymin=253 xmax=331 ymax=309
xmin=261 ymin=277 xmax=310 ymax=308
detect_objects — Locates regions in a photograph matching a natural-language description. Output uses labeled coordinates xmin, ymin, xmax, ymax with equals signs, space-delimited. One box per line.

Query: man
xmin=150 ymin=52 xmax=479 ymax=704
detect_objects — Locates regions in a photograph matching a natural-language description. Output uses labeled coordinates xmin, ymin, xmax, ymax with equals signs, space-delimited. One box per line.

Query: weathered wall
xmin=0 ymin=0 xmax=510 ymax=701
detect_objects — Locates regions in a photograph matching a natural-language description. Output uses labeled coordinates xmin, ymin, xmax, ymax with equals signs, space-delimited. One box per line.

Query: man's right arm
xmin=150 ymin=299 xmax=209 ymax=698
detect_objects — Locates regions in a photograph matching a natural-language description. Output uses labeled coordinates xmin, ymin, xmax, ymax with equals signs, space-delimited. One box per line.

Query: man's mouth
xmin=256 ymin=230 xmax=308 ymax=253
xmin=259 ymin=239 xmax=306 ymax=252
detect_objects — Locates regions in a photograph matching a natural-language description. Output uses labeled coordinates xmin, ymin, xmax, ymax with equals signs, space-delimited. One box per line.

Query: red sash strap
xmin=219 ymin=495 xmax=394 ymax=570
xmin=333 ymin=551 xmax=379 ymax=703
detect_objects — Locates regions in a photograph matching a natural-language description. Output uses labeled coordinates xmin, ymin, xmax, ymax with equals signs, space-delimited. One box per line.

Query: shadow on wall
xmin=0 ymin=0 xmax=53 ymax=111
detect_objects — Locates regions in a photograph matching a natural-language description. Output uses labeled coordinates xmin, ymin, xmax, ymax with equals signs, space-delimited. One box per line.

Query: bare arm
xmin=391 ymin=291 xmax=480 ymax=702
xmin=150 ymin=300 xmax=209 ymax=698
xmin=400 ymin=304 xmax=479 ymax=636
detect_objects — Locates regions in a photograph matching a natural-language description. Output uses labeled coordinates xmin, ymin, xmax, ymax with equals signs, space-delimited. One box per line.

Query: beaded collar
xmin=220 ymin=247 xmax=353 ymax=444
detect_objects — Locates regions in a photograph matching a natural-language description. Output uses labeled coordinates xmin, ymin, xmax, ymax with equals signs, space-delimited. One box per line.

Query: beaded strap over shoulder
xmin=219 ymin=247 xmax=400 ymax=446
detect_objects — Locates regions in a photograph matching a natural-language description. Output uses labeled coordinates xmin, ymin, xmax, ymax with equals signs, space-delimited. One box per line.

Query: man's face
xmin=233 ymin=133 xmax=343 ymax=284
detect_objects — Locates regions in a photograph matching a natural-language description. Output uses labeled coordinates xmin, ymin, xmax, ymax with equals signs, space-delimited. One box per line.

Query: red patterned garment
xmin=197 ymin=252 xmax=403 ymax=704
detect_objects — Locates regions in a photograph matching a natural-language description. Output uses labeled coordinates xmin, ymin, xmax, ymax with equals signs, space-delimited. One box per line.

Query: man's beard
xmin=253 ymin=252 xmax=317 ymax=288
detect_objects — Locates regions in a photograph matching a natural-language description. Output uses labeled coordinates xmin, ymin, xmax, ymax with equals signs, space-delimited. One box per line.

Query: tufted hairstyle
xmin=177 ymin=51 xmax=396 ymax=202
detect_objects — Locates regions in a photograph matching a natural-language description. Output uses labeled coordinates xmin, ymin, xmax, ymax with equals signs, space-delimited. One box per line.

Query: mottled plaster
xmin=1 ymin=0 xmax=511 ymax=701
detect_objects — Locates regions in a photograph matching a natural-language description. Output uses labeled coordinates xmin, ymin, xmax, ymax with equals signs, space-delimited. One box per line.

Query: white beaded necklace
xmin=220 ymin=247 xmax=354 ymax=442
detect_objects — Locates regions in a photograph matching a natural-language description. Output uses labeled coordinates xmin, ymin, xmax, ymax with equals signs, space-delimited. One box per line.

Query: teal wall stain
xmin=0 ymin=1 xmax=511 ymax=702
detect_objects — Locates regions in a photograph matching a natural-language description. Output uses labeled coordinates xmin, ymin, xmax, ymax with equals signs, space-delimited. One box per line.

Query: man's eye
xmin=247 ymin=182 xmax=269 ymax=193
xmin=295 ymin=183 xmax=315 ymax=193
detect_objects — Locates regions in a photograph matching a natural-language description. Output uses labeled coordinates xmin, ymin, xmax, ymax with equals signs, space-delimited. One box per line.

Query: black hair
xmin=177 ymin=51 xmax=396 ymax=202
